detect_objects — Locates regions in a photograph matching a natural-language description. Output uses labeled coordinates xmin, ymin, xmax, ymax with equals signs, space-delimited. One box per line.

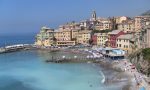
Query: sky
xmin=0 ymin=0 xmax=150 ymax=35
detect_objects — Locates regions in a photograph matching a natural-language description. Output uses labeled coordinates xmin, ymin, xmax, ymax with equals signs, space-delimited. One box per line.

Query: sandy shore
xmin=42 ymin=48 xmax=150 ymax=90
xmin=92 ymin=60 xmax=132 ymax=90
xmin=120 ymin=60 xmax=150 ymax=90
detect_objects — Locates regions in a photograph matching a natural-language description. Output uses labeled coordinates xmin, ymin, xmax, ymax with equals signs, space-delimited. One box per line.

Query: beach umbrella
xmin=62 ymin=56 xmax=66 ymax=59
xmin=87 ymin=55 xmax=90 ymax=58
xmin=74 ymin=56 xmax=77 ymax=58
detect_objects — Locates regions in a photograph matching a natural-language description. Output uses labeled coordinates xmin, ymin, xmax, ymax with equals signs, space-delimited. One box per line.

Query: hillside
xmin=141 ymin=10 xmax=150 ymax=16
xmin=128 ymin=48 xmax=150 ymax=76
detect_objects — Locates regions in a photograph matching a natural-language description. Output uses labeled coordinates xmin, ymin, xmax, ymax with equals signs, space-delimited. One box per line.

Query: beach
xmin=0 ymin=49 xmax=129 ymax=90
xmin=0 ymin=44 xmax=150 ymax=90
xmin=58 ymin=48 xmax=150 ymax=90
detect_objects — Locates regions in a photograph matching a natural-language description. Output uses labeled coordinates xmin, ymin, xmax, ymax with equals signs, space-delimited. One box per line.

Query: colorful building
xmin=142 ymin=25 xmax=150 ymax=48
xmin=95 ymin=18 xmax=112 ymax=30
xmin=35 ymin=27 xmax=54 ymax=46
xmin=94 ymin=33 xmax=108 ymax=47
xmin=117 ymin=20 xmax=135 ymax=33
xmin=117 ymin=34 xmax=134 ymax=54
xmin=54 ymin=29 xmax=72 ymax=41
xmin=108 ymin=30 xmax=125 ymax=48
xmin=115 ymin=16 xmax=128 ymax=24
xmin=92 ymin=34 xmax=97 ymax=45
xmin=134 ymin=16 xmax=150 ymax=31
xmin=77 ymin=30 xmax=91 ymax=45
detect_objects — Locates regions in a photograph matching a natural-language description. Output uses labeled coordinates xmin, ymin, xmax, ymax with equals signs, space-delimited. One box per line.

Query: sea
xmin=0 ymin=34 xmax=123 ymax=90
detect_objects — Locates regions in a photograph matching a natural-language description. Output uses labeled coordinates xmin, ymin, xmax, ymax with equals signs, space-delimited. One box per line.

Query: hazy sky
xmin=0 ymin=0 xmax=150 ymax=35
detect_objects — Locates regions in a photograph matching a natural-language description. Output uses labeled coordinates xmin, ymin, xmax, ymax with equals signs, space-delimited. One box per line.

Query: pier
xmin=45 ymin=55 xmax=107 ymax=63
xmin=0 ymin=44 xmax=36 ymax=54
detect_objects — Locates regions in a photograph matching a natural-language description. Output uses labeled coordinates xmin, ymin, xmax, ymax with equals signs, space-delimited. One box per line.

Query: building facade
xmin=94 ymin=33 xmax=108 ymax=47
xmin=92 ymin=34 xmax=97 ymax=45
xmin=95 ymin=18 xmax=112 ymax=30
xmin=117 ymin=34 xmax=133 ymax=54
xmin=77 ymin=30 xmax=91 ymax=45
xmin=115 ymin=16 xmax=128 ymax=24
xmin=108 ymin=30 xmax=125 ymax=48
xmin=117 ymin=20 xmax=135 ymax=33
xmin=134 ymin=16 xmax=150 ymax=31
xmin=35 ymin=27 xmax=54 ymax=46
xmin=54 ymin=29 xmax=72 ymax=41
xmin=142 ymin=25 xmax=150 ymax=48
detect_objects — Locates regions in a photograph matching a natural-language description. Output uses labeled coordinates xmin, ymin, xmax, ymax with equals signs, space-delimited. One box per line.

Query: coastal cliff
xmin=128 ymin=48 xmax=150 ymax=77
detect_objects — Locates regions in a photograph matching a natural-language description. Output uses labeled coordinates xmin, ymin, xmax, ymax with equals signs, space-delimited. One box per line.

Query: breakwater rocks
xmin=0 ymin=44 xmax=36 ymax=54
xmin=45 ymin=57 xmax=99 ymax=63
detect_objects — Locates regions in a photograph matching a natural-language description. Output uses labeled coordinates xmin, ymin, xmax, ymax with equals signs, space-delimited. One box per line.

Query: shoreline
xmin=45 ymin=48 xmax=150 ymax=90
xmin=0 ymin=45 xmax=149 ymax=90
xmin=96 ymin=60 xmax=133 ymax=90
xmin=43 ymin=48 xmax=135 ymax=90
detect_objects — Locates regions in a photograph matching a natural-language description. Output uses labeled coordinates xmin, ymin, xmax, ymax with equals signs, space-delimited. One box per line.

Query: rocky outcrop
xmin=128 ymin=49 xmax=150 ymax=76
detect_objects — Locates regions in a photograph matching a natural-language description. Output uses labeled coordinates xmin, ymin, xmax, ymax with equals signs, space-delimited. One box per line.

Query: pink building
xmin=108 ymin=30 xmax=125 ymax=48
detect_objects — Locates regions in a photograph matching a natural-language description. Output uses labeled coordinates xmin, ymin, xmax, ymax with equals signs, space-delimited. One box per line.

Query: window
xmin=119 ymin=44 xmax=121 ymax=47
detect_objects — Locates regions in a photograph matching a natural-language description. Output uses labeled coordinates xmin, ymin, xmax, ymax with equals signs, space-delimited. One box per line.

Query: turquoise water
xmin=0 ymin=50 xmax=122 ymax=90
xmin=0 ymin=35 xmax=123 ymax=90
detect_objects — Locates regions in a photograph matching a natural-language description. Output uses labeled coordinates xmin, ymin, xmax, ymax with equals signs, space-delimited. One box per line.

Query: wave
xmin=99 ymin=71 xmax=105 ymax=83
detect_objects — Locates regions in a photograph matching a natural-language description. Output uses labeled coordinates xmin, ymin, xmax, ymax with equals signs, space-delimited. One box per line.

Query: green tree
xmin=91 ymin=29 xmax=113 ymax=35
xmin=142 ymin=48 xmax=150 ymax=61
xmin=89 ymin=39 xmax=93 ymax=45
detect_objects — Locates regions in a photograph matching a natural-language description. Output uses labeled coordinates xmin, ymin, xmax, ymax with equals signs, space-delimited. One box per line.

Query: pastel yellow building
xmin=54 ymin=29 xmax=71 ymax=41
xmin=77 ymin=30 xmax=91 ymax=45
xmin=95 ymin=33 xmax=108 ymax=46
xmin=117 ymin=20 xmax=135 ymax=33
xmin=115 ymin=16 xmax=128 ymax=24
xmin=35 ymin=27 xmax=54 ymax=46
xmin=71 ymin=29 xmax=78 ymax=39
xmin=52 ymin=29 xmax=78 ymax=46
xmin=117 ymin=34 xmax=133 ymax=54
xmin=95 ymin=18 xmax=112 ymax=30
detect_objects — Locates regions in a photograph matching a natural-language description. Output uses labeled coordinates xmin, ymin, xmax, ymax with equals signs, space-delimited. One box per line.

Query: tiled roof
xmin=117 ymin=34 xmax=133 ymax=40
xmin=108 ymin=30 xmax=122 ymax=34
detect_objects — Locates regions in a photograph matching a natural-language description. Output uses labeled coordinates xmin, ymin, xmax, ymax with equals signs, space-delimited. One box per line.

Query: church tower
xmin=92 ymin=11 xmax=97 ymax=21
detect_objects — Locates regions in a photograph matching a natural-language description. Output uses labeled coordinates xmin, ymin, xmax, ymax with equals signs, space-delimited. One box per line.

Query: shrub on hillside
xmin=142 ymin=48 xmax=150 ymax=62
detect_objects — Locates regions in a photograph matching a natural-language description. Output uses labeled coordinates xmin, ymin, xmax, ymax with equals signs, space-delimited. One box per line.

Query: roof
xmin=94 ymin=33 xmax=107 ymax=36
xmin=117 ymin=34 xmax=133 ymax=40
xmin=108 ymin=30 xmax=123 ymax=34
xmin=78 ymin=30 xmax=91 ymax=34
